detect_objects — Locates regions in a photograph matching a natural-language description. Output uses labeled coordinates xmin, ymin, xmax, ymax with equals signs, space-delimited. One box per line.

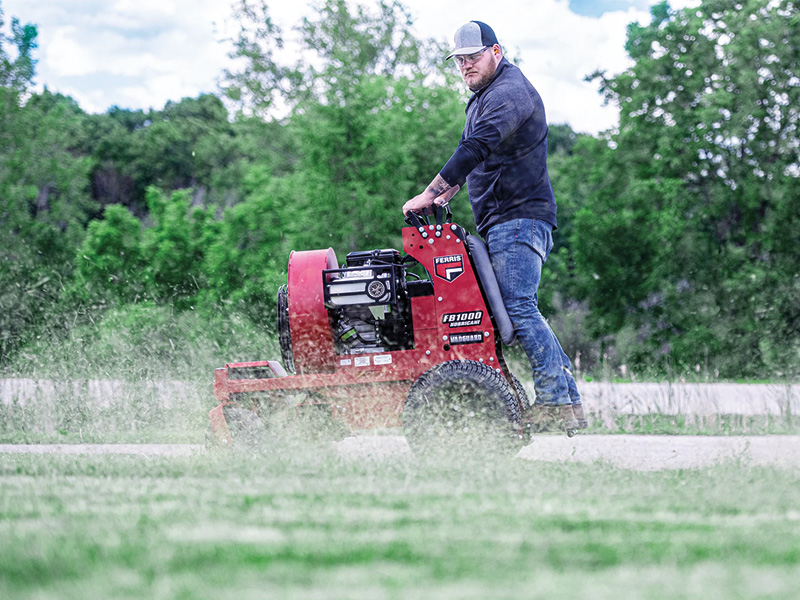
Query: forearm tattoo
xmin=427 ymin=174 xmax=453 ymax=198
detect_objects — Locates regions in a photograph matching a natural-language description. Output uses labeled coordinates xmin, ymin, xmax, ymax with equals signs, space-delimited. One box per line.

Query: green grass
xmin=1 ymin=451 xmax=799 ymax=599
xmin=592 ymin=413 xmax=800 ymax=436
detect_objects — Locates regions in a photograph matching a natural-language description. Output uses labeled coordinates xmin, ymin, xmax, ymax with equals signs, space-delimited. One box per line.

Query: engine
xmin=323 ymin=249 xmax=415 ymax=354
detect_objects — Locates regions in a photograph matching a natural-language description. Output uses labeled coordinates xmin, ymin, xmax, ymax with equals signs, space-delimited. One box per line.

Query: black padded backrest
xmin=466 ymin=235 xmax=517 ymax=346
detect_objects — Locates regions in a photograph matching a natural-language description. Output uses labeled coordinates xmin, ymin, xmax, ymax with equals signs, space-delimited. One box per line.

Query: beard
xmin=465 ymin=64 xmax=498 ymax=92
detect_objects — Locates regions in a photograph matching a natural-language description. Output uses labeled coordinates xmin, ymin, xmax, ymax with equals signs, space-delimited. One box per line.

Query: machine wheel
xmin=222 ymin=405 xmax=266 ymax=451
xmin=509 ymin=373 xmax=530 ymax=411
xmin=205 ymin=423 xmax=221 ymax=449
xmin=209 ymin=394 xmax=349 ymax=454
xmin=277 ymin=285 xmax=295 ymax=374
xmin=403 ymin=360 xmax=524 ymax=457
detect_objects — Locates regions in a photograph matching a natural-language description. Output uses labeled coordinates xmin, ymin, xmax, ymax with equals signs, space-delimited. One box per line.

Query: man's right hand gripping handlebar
xmin=402 ymin=192 xmax=435 ymax=218
xmin=403 ymin=173 xmax=461 ymax=217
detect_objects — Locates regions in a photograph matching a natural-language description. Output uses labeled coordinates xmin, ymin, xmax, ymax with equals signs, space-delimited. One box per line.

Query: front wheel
xmin=402 ymin=360 xmax=524 ymax=457
xmin=220 ymin=405 xmax=266 ymax=451
xmin=207 ymin=394 xmax=350 ymax=454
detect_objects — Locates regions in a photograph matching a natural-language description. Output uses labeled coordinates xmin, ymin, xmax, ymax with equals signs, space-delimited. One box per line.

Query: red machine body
xmin=209 ymin=217 xmax=517 ymax=440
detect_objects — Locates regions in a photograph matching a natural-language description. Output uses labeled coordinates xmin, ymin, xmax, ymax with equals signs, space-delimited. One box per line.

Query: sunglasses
xmin=453 ymin=47 xmax=490 ymax=67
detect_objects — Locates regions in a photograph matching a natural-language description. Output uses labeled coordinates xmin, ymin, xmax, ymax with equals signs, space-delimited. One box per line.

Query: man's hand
xmin=403 ymin=175 xmax=460 ymax=216
xmin=403 ymin=192 xmax=435 ymax=216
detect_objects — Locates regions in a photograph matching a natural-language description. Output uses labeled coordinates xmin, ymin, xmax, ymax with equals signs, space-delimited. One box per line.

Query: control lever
xmin=443 ymin=202 xmax=453 ymax=223
xmin=434 ymin=204 xmax=444 ymax=227
xmin=433 ymin=202 xmax=453 ymax=225
xmin=404 ymin=210 xmax=425 ymax=230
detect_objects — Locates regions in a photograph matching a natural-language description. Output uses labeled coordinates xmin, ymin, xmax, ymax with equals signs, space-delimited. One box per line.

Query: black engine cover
xmin=344 ymin=249 xmax=401 ymax=267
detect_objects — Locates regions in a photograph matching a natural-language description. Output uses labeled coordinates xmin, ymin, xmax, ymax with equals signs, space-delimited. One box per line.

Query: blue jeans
xmin=486 ymin=218 xmax=581 ymax=408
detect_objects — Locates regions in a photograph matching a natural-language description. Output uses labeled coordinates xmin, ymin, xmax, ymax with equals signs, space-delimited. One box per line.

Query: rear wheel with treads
xmin=403 ymin=360 xmax=524 ymax=458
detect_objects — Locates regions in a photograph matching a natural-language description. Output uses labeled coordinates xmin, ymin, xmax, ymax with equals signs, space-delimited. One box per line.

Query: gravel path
xmin=4 ymin=435 xmax=800 ymax=471
xmin=332 ymin=435 xmax=800 ymax=470
xmin=0 ymin=444 xmax=203 ymax=457
xmin=516 ymin=434 xmax=800 ymax=471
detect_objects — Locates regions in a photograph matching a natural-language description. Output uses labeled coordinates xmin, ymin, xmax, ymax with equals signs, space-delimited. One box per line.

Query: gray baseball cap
xmin=446 ymin=21 xmax=499 ymax=60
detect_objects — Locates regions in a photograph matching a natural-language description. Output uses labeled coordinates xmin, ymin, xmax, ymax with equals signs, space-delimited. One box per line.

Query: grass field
xmin=2 ymin=447 xmax=799 ymax=600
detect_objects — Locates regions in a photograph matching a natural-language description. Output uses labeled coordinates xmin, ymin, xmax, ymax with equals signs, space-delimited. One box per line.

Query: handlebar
xmin=404 ymin=202 xmax=452 ymax=228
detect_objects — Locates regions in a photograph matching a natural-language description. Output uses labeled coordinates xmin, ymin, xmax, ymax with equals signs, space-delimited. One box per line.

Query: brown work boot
xmin=571 ymin=403 xmax=589 ymax=429
xmin=528 ymin=403 xmax=579 ymax=433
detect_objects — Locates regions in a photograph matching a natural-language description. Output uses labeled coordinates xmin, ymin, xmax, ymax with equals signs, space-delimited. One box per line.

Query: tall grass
xmin=2 ymin=303 xmax=798 ymax=443
xmin=1 ymin=304 xmax=276 ymax=443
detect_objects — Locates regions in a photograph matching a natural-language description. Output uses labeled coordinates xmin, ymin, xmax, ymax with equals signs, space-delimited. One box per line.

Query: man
xmin=402 ymin=21 xmax=587 ymax=431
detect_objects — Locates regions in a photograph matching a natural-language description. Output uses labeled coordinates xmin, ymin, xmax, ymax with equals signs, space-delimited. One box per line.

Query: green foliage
xmin=201 ymin=169 xmax=291 ymax=324
xmin=0 ymin=3 xmax=36 ymax=91
xmin=71 ymin=187 xmax=220 ymax=311
xmin=0 ymin=6 xmax=95 ymax=362
xmin=221 ymin=0 xmax=454 ymax=117
xmin=295 ymin=0 xmax=431 ymax=99
xmin=573 ymin=0 xmax=800 ymax=377
xmin=9 ymin=302 xmax=275 ymax=382
xmin=540 ymin=126 xmax=593 ymax=316
xmin=2 ymin=0 xmax=799 ymax=382
xmin=222 ymin=0 xmax=468 ymax=260
xmin=220 ymin=0 xmax=296 ymax=116
xmin=141 ymin=187 xmax=217 ymax=308
xmin=288 ymin=74 xmax=468 ymax=254
xmin=71 ymin=204 xmax=145 ymax=306
xmin=89 ymin=94 xmax=279 ymax=212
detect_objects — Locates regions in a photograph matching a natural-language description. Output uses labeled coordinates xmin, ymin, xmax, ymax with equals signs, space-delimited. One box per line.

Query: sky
xmin=2 ymin=0 xmax=699 ymax=134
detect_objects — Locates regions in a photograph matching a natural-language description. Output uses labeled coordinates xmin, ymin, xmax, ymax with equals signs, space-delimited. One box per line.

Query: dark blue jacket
xmin=439 ymin=58 xmax=556 ymax=238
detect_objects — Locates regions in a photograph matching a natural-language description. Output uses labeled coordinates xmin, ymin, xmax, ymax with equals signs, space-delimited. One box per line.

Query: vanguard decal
xmin=448 ymin=332 xmax=485 ymax=345
xmin=442 ymin=311 xmax=484 ymax=328
xmin=433 ymin=254 xmax=464 ymax=282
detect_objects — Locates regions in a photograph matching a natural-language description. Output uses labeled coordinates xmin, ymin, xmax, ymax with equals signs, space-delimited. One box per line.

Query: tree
xmin=201 ymin=161 xmax=326 ymax=327
xmin=70 ymin=204 xmax=145 ymax=306
xmin=141 ymin=187 xmax=217 ymax=309
xmin=0 ymin=2 xmax=36 ymax=91
xmin=579 ymin=0 xmax=800 ymax=376
xmin=86 ymin=95 xmax=300 ymax=213
xmin=221 ymin=0 xmax=467 ymax=260
xmin=0 ymin=6 xmax=98 ymax=363
xmin=221 ymin=0 xmax=455 ymax=118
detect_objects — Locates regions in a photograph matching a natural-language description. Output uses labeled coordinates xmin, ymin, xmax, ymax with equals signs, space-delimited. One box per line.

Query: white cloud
xmin=4 ymin=0 xmax=234 ymax=113
xmin=1 ymin=0 xmax=703 ymax=131
xmin=46 ymin=26 xmax=94 ymax=77
xmin=110 ymin=0 xmax=179 ymax=20
xmin=401 ymin=0 xmax=653 ymax=132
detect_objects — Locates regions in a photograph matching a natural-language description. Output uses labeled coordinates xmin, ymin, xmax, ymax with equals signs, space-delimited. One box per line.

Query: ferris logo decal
xmin=433 ymin=254 xmax=464 ymax=282
xmin=442 ymin=311 xmax=484 ymax=328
